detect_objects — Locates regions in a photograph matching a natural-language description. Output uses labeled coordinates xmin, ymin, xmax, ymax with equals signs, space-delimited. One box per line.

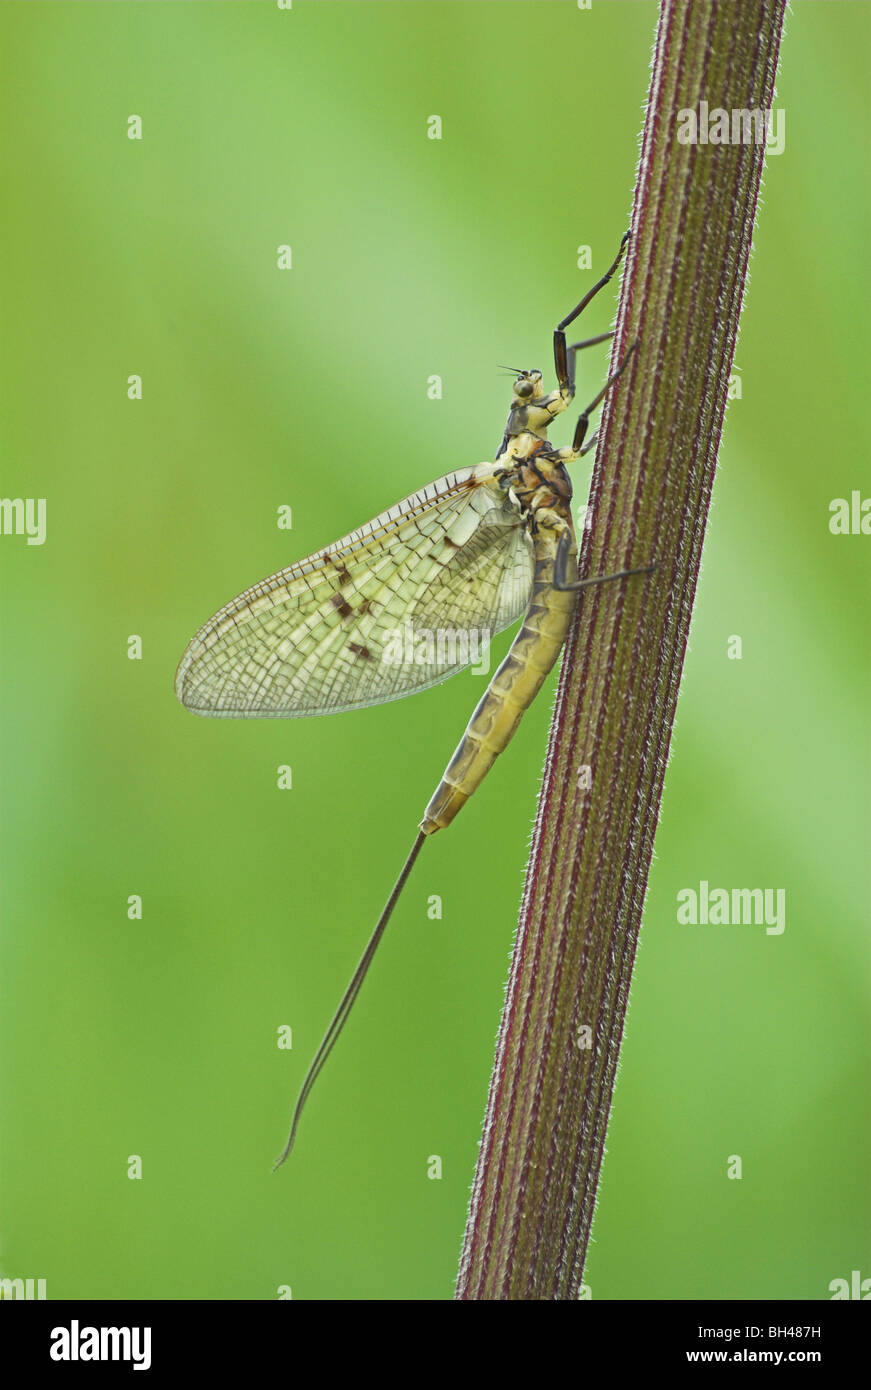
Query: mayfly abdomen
xmin=419 ymin=522 xmax=577 ymax=835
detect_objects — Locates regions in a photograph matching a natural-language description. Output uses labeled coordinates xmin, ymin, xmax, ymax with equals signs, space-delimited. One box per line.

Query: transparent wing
xmin=175 ymin=465 xmax=534 ymax=717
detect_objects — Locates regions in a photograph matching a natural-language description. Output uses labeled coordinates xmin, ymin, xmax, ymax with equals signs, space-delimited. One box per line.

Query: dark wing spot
xmin=330 ymin=593 xmax=353 ymax=620
xmin=325 ymin=553 xmax=351 ymax=585
xmin=444 ymin=537 xmax=460 ymax=549
xmin=348 ymin=642 xmax=373 ymax=661
xmin=357 ymin=598 xmax=373 ymax=616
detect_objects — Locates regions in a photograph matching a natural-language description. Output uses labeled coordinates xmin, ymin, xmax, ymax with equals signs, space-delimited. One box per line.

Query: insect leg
xmin=554 ymin=231 xmax=630 ymax=396
xmin=564 ymin=330 xmax=615 ymax=396
xmin=570 ymin=337 xmax=639 ymax=454
xmin=552 ymin=527 xmax=656 ymax=593
xmin=577 ymin=428 xmax=599 ymax=458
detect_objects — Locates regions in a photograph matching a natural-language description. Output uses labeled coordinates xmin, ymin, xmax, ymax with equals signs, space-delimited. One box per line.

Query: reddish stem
xmin=456 ymin=0 xmax=788 ymax=1301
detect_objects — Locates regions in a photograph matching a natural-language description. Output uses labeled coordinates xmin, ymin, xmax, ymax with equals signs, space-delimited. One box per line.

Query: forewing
xmin=176 ymin=466 xmax=533 ymax=717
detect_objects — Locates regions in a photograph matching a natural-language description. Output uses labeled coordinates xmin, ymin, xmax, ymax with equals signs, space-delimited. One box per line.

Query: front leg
xmin=561 ymin=331 xmax=615 ymax=399
xmin=568 ymin=337 xmax=639 ymax=456
xmin=553 ymin=231 xmax=630 ymax=397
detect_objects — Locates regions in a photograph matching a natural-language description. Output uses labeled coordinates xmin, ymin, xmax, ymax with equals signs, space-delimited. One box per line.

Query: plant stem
xmin=455 ymin=0 xmax=787 ymax=1302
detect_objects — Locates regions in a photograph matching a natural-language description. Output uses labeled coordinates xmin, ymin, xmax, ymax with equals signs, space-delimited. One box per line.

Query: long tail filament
xmin=273 ymin=829 xmax=427 ymax=1169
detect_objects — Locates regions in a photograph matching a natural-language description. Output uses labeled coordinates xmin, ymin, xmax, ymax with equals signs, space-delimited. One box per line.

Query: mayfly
xmin=175 ymin=233 xmax=653 ymax=1168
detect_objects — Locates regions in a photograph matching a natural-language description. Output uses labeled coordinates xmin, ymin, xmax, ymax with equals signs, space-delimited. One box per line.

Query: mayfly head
xmin=512 ymin=368 xmax=543 ymax=401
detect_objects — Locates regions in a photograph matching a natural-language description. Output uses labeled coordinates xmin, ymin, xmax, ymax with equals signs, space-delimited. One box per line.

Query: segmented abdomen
xmin=419 ymin=524 xmax=576 ymax=835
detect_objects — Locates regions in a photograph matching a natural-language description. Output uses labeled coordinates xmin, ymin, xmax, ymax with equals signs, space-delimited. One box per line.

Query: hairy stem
xmin=456 ymin=0 xmax=787 ymax=1301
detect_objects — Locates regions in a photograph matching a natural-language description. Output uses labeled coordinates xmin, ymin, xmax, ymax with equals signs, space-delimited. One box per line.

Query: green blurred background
xmin=1 ymin=1 xmax=868 ymax=1301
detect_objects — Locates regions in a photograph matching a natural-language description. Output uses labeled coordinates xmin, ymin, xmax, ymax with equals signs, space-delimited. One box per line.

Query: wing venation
xmin=176 ymin=465 xmax=534 ymax=717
